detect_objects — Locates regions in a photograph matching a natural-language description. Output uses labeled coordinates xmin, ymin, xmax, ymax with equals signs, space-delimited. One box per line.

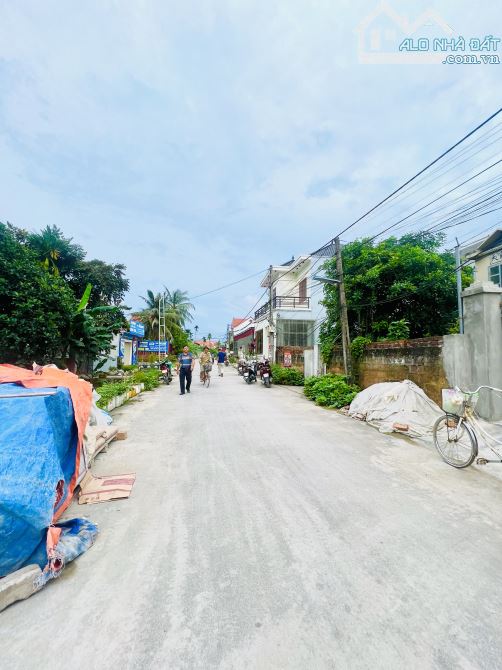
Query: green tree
xmin=68 ymin=259 xmax=129 ymax=307
xmin=0 ymin=222 xmax=75 ymax=363
xmin=320 ymin=231 xmax=473 ymax=361
xmin=27 ymin=224 xmax=85 ymax=277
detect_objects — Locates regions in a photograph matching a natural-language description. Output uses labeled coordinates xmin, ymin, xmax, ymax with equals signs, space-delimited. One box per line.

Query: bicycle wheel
xmin=205 ymin=372 xmax=211 ymax=387
xmin=433 ymin=414 xmax=478 ymax=468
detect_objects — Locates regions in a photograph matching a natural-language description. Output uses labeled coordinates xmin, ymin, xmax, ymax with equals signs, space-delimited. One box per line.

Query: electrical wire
xmin=189 ymin=268 xmax=268 ymax=300
xmin=311 ymin=107 xmax=502 ymax=255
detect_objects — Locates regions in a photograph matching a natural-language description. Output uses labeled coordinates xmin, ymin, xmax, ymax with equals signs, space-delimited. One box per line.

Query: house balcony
xmin=255 ymin=296 xmax=310 ymax=319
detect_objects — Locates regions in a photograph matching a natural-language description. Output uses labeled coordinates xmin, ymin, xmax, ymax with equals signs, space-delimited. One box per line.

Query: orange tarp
xmin=0 ymin=364 xmax=93 ymax=520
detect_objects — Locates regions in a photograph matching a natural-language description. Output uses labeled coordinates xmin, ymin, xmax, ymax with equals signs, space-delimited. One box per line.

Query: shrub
xmin=131 ymin=368 xmax=160 ymax=391
xmin=351 ymin=336 xmax=372 ymax=360
xmin=96 ymin=369 xmax=160 ymax=407
xmin=271 ymin=364 xmax=304 ymax=386
xmin=387 ymin=319 xmax=410 ymax=340
xmin=304 ymin=374 xmax=359 ymax=408
xmin=96 ymin=380 xmax=132 ymax=408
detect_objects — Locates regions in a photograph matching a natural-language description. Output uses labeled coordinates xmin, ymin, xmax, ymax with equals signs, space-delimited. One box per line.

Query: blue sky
xmin=0 ymin=1 xmax=501 ymax=338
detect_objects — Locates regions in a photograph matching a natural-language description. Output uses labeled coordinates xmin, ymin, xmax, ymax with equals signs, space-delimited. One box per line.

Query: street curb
xmin=0 ymin=565 xmax=42 ymax=612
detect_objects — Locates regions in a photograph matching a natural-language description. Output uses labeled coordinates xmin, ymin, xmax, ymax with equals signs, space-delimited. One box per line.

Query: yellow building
xmin=467 ymin=229 xmax=502 ymax=287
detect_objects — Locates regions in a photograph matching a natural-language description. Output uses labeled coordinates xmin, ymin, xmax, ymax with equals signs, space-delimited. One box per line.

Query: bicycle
xmin=433 ymin=386 xmax=502 ymax=468
xmin=201 ymin=364 xmax=212 ymax=388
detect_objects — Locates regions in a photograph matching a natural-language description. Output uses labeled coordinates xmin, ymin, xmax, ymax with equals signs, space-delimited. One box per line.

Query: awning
xmin=234 ymin=327 xmax=255 ymax=341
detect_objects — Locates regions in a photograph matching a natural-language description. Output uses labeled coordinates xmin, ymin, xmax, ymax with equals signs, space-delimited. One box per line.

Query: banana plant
xmin=66 ymin=284 xmax=126 ymax=373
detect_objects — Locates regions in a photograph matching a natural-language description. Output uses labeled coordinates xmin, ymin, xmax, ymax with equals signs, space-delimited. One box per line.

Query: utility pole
xmin=335 ymin=236 xmax=352 ymax=382
xmin=268 ymin=264 xmax=274 ymax=362
xmin=455 ymin=238 xmax=464 ymax=334
xmin=158 ymin=294 xmax=166 ymax=363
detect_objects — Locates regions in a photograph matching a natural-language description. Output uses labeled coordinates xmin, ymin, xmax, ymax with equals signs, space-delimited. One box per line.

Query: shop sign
xmin=128 ymin=321 xmax=145 ymax=337
xmin=284 ymin=350 xmax=292 ymax=367
xmin=138 ymin=340 xmax=169 ymax=353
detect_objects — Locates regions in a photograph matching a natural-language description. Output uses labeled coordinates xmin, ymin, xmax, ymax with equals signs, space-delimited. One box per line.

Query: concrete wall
xmin=443 ymin=282 xmax=502 ymax=420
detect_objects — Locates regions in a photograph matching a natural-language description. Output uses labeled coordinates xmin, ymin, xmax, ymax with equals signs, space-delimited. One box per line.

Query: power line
xmin=190 ymin=268 xmax=268 ymax=300
xmin=367 ymin=158 xmax=502 ymax=243
xmin=311 ymin=107 xmax=502 ymax=255
xmin=355 ymin=122 xmax=502 ymax=228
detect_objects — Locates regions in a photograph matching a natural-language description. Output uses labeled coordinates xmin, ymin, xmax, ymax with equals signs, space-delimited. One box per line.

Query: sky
xmin=0 ymin=0 xmax=501 ymax=338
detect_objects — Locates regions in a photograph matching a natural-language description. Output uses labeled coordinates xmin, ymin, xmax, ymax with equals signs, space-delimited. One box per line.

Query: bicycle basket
xmin=442 ymin=388 xmax=478 ymax=415
xmin=204 ymin=363 xmax=213 ymax=372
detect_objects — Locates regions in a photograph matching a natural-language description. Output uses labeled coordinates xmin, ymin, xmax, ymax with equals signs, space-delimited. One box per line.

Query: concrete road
xmin=4 ymin=368 xmax=502 ymax=669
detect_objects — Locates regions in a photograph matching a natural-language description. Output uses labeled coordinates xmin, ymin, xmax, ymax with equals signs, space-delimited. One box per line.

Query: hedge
xmin=304 ymin=374 xmax=359 ymax=408
xmin=271 ymin=364 xmax=304 ymax=386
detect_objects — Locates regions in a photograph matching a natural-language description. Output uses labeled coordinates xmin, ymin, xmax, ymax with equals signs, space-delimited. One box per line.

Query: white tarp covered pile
xmin=348 ymin=380 xmax=444 ymax=438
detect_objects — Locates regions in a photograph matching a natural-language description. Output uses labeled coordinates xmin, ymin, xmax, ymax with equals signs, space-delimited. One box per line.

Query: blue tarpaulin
xmin=0 ymin=383 xmax=82 ymax=575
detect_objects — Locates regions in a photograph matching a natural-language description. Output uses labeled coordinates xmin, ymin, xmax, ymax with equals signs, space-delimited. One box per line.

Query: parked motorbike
xmin=259 ymin=359 xmax=272 ymax=388
xmin=237 ymin=360 xmax=247 ymax=376
xmin=159 ymin=361 xmax=173 ymax=385
xmin=243 ymin=360 xmax=258 ymax=384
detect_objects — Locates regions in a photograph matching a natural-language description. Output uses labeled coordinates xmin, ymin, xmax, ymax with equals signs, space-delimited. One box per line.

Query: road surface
xmin=4 ymin=368 xmax=502 ymax=669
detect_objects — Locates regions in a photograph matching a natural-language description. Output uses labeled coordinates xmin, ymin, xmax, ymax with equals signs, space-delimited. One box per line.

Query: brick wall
xmin=327 ymin=337 xmax=448 ymax=405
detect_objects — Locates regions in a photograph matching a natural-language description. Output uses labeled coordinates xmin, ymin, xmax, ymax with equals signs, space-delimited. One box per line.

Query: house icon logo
xmin=356 ymin=2 xmax=454 ymax=64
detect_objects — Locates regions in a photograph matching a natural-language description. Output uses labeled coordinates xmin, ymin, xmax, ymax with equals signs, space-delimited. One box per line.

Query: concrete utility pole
xmin=268 ymin=264 xmax=274 ymax=362
xmin=455 ymin=238 xmax=464 ymax=334
xmin=335 ymin=236 xmax=353 ymax=382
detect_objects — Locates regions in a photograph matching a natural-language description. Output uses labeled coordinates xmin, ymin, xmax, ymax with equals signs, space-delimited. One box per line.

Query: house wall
xmin=476 ymin=255 xmax=492 ymax=283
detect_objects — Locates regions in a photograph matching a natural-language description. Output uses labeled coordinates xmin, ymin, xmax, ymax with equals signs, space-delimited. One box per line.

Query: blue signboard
xmin=128 ymin=321 xmax=145 ymax=337
xmin=138 ymin=340 xmax=169 ymax=353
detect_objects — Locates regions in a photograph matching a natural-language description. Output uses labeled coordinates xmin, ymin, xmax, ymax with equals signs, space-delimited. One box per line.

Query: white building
xmin=254 ymin=256 xmax=326 ymax=376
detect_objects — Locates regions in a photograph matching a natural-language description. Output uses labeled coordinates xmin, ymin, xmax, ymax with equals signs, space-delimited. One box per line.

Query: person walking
xmin=217 ymin=347 xmax=227 ymax=376
xmin=177 ymin=345 xmax=195 ymax=395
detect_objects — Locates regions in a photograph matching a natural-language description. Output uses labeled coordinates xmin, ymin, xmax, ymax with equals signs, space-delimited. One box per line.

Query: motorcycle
xmin=159 ymin=361 xmax=173 ymax=385
xmin=259 ymin=359 xmax=272 ymax=388
xmin=237 ymin=360 xmax=247 ymax=376
xmin=243 ymin=360 xmax=258 ymax=384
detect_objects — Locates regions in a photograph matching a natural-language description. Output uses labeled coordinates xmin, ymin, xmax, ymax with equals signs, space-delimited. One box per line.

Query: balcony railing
xmin=255 ymin=296 xmax=310 ymax=319
xmin=273 ymin=296 xmax=310 ymax=309
xmin=255 ymin=302 xmax=270 ymax=319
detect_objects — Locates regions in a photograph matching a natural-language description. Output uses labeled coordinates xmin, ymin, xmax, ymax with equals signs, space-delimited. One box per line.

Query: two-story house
xmin=254 ymin=255 xmax=326 ymax=375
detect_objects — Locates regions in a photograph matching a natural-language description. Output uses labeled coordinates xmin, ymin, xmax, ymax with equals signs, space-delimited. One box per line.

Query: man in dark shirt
xmin=217 ymin=347 xmax=227 ymax=376
xmin=176 ymin=346 xmax=195 ymax=395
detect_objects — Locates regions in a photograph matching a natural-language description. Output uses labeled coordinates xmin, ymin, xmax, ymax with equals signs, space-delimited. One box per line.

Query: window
xmin=277 ymin=320 xmax=314 ymax=347
xmin=489 ymin=264 xmax=502 ymax=287
xmin=298 ymin=278 xmax=307 ymax=305
xmin=255 ymin=330 xmax=263 ymax=355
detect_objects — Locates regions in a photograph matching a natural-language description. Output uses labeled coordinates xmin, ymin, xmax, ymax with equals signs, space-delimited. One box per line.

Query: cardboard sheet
xmin=78 ymin=471 xmax=136 ymax=504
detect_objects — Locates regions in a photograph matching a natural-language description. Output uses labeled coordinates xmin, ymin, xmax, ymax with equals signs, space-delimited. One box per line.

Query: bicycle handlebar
xmin=461 ymin=385 xmax=502 ymax=395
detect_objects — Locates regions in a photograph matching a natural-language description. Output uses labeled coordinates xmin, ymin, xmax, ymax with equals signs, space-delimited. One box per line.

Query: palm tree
xmin=163 ymin=288 xmax=194 ymax=327
xmin=28 ymin=225 xmax=85 ymax=276
xmin=135 ymin=290 xmax=185 ymax=341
